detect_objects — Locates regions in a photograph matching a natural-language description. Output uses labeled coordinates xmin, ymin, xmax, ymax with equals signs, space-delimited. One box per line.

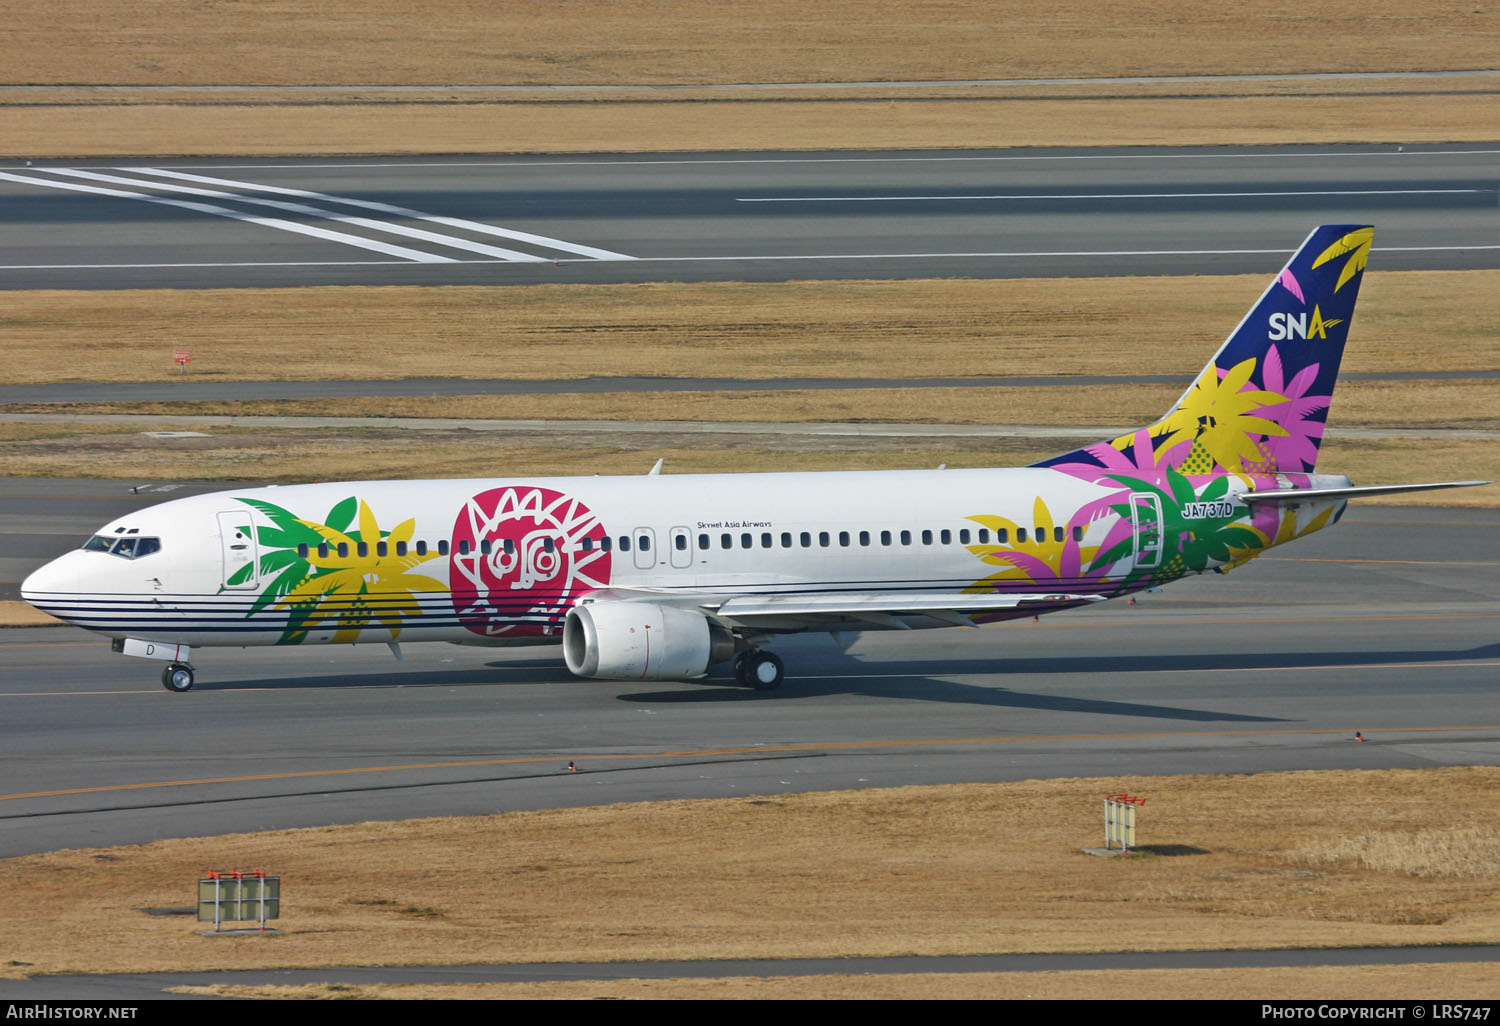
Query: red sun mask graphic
xmin=450 ymin=486 xmax=611 ymax=638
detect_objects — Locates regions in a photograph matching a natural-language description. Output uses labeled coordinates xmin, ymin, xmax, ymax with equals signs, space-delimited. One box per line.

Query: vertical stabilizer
xmin=1036 ymin=224 xmax=1373 ymax=479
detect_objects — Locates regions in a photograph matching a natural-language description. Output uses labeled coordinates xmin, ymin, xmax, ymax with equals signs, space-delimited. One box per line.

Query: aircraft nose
xmin=20 ymin=553 xmax=79 ymax=613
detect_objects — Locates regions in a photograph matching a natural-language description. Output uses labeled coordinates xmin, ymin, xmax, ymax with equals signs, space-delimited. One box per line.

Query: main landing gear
xmin=734 ymin=650 xmax=784 ymax=691
xmin=161 ymin=662 xmax=196 ymax=693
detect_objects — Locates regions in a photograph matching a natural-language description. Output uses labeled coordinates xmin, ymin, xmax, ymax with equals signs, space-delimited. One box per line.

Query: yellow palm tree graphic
xmin=1143 ymin=357 xmax=1288 ymax=477
xmin=1311 ymin=227 xmax=1373 ymax=293
xmin=964 ymin=497 xmax=1098 ymax=590
xmin=277 ymin=500 xmax=445 ymax=643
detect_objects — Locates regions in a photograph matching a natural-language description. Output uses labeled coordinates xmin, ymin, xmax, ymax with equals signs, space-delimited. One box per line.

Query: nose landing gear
xmin=161 ymin=662 xmax=196 ymax=693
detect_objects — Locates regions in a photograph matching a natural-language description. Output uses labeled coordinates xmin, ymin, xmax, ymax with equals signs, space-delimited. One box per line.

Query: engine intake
xmin=563 ymin=601 xmax=735 ymax=680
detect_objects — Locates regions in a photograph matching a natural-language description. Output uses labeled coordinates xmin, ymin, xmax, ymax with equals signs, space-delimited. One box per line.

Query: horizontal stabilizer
xmin=1241 ymin=480 xmax=1489 ymax=504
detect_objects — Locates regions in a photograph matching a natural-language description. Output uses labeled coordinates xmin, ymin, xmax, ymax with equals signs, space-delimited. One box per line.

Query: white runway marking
xmin=0 ymin=244 xmax=1495 ymax=274
xmin=37 ymin=168 xmax=549 ymax=262
xmin=126 ymin=167 xmax=637 ymax=261
xmin=737 ymin=189 xmax=1494 ymax=203
xmin=0 ymin=170 xmax=455 ymax=263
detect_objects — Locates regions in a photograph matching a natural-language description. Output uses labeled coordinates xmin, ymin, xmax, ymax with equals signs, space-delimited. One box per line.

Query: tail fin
xmin=1035 ymin=224 xmax=1372 ymax=480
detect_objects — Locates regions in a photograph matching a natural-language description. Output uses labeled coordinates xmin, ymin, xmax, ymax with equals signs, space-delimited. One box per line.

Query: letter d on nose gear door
xmin=217 ymin=511 xmax=259 ymax=590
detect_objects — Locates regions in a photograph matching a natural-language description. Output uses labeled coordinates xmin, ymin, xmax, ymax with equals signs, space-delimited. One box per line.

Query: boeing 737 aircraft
xmin=21 ymin=224 xmax=1484 ymax=693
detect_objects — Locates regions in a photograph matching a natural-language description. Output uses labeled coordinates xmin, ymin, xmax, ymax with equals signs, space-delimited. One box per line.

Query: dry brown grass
xmin=19 ymin=378 xmax=1498 ymax=431
xmin=11 ymin=1 xmax=1493 ymax=86
xmin=171 ymin=963 xmax=1500 ymax=1000
xmin=0 ymin=601 xmax=61 ymax=626
xmin=2 ymin=769 xmax=1499 ymax=979
xmin=6 ymin=95 xmax=1497 ymax=159
xmin=4 ymin=2 xmax=1493 ymax=156
xmin=3 ymin=272 xmax=1495 ymax=386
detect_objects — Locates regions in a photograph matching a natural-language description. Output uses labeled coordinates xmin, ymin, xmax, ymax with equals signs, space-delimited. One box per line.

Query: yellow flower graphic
xmin=278 ymin=500 xmax=446 ymax=642
xmin=964 ymin=497 xmax=1099 ymax=590
xmin=1141 ymin=357 xmax=1288 ymax=477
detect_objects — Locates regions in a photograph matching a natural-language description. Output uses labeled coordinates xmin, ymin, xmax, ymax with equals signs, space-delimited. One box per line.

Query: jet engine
xmin=563 ymin=601 xmax=735 ymax=680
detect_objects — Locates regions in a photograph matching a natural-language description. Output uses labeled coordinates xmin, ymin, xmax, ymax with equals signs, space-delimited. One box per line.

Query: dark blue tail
xmin=1035 ymin=224 xmax=1372 ymax=479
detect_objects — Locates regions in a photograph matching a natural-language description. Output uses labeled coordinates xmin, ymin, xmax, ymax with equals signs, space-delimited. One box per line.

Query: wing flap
xmin=716 ymin=591 xmax=1105 ymax=630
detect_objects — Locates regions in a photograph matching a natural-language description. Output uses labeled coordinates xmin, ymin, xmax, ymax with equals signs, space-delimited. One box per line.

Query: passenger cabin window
xmin=781 ymin=532 xmax=792 ymax=548
xmin=839 ymin=531 xmax=850 ymax=547
xmin=959 ymin=529 xmax=970 ymax=544
xmin=698 ymin=534 xmax=709 ymax=550
xmin=818 ymin=532 xmax=829 ymax=547
xmin=619 ymin=536 xmax=631 ymax=552
xmin=900 ymin=530 xmax=912 ymax=545
xmin=675 ymin=534 xmax=688 ymax=551
xmin=600 ymin=537 xmax=612 ymax=553
xmin=940 ymin=529 xmax=952 ymax=545
xmin=721 ymin=533 xmax=732 ymax=549
xmin=921 ymin=530 xmax=933 ymax=545
xmin=880 ymin=530 xmax=892 ymax=546
xmin=637 ymin=534 xmax=650 ymax=552
xmin=761 ymin=533 xmax=772 ymax=548
xmin=437 ymin=540 xmax=449 ymax=556
xmin=860 ymin=531 xmax=871 ymax=546
xmin=416 ymin=540 xmax=428 ymax=556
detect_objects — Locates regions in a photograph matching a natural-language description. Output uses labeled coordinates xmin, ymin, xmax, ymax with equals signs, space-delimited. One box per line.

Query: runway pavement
xmin=2 ymin=485 xmax=1496 ymax=859
xmin=2 ymin=144 xmax=1496 ymax=288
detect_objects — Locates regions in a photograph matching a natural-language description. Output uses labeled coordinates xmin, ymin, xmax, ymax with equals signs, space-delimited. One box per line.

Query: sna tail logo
xmin=1268 ymin=304 xmax=1342 ymax=342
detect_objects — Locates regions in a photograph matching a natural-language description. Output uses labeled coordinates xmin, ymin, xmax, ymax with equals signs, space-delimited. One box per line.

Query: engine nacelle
xmin=563 ymin=601 xmax=735 ymax=680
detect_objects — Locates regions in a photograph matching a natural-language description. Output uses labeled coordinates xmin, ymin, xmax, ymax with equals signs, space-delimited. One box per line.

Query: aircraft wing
xmin=712 ymin=591 xmax=1106 ymax=631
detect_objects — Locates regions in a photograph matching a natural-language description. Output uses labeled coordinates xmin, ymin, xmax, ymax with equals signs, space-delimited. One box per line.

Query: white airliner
xmin=21 ymin=225 xmax=1484 ymax=692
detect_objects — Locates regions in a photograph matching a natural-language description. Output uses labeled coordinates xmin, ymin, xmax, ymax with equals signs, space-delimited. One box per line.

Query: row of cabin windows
xmin=292 ymin=525 xmax=1083 ymax=560
xmin=663 ymin=525 xmax=1083 ymax=551
xmin=293 ymin=538 xmax=545 ymax=559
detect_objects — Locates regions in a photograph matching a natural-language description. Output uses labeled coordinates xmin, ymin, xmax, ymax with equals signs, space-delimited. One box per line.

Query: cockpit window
xmin=83 ymin=535 xmax=161 ymax=559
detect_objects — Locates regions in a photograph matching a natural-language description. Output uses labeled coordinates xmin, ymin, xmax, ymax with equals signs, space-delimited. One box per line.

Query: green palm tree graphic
xmin=1088 ymin=467 xmax=1269 ymax=586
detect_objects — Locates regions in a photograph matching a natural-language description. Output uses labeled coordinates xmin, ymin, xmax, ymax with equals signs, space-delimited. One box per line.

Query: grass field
xmin=4 ymin=272 xmax=1495 ymax=386
xmin=2 ymin=768 xmax=1498 ymax=991
xmin=12 ymin=2 xmax=1495 ymax=86
xmin=2 ymin=2 xmax=1495 ymax=156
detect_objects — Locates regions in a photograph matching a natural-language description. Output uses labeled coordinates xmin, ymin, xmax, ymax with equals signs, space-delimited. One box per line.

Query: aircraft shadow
xmin=616 ymin=640 xmax=1500 ymax=720
xmin=619 ymin=675 xmax=1287 ymax=722
xmin=201 ymin=641 xmax=1499 ymax=725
